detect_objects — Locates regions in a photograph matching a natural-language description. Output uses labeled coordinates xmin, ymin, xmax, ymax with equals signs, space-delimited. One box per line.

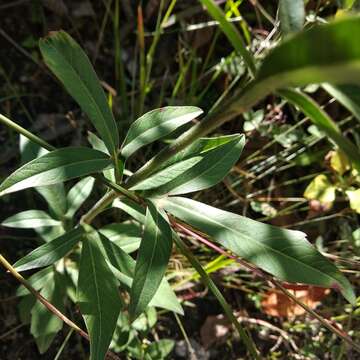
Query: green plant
xmin=2 ymin=11 xmax=360 ymax=360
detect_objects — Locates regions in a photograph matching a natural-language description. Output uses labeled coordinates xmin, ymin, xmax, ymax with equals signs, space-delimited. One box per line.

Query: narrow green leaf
xmin=279 ymin=88 xmax=360 ymax=171
xmin=256 ymin=17 xmax=360 ymax=90
xmin=39 ymin=31 xmax=119 ymax=155
xmin=199 ymin=0 xmax=256 ymax=76
xmin=88 ymin=131 xmax=116 ymax=181
xmin=19 ymin=135 xmax=67 ymax=218
xmin=112 ymin=198 xmax=146 ymax=224
xmin=129 ymin=202 xmax=173 ymax=320
xmin=121 ymin=106 xmax=203 ymax=158
xmin=99 ymin=233 xmax=183 ymax=314
xmin=323 ymin=83 xmax=360 ymax=122
xmin=77 ymin=228 xmax=121 ymax=360
xmin=163 ymin=197 xmax=356 ymax=304
xmin=98 ymin=221 xmax=142 ymax=253
xmin=0 ymin=147 xmax=111 ymax=196
xmin=13 ymin=227 xmax=84 ymax=272
xmin=2 ymin=210 xmax=60 ymax=228
xmin=131 ymin=134 xmax=245 ymax=196
xmin=279 ymin=0 xmax=305 ymax=35
xmin=66 ymin=177 xmax=95 ymax=217
xmin=31 ymin=271 xmax=64 ymax=354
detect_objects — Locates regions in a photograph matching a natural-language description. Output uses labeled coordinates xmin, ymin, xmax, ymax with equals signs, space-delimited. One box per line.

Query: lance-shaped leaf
xmin=256 ymin=17 xmax=360 ymax=90
xmin=131 ymin=134 xmax=245 ymax=196
xmin=0 ymin=147 xmax=111 ymax=196
xmin=66 ymin=177 xmax=95 ymax=217
xmin=129 ymin=202 xmax=173 ymax=320
xmin=2 ymin=210 xmax=60 ymax=228
xmin=279 ymin=0 xmax=305 ymax=35
xmin=279 ymin=88 xmax=360 ymax=171
xmin=99 ymin=233 xmax=182 ymax=314
xmin=39 ymin=31 xmax=119 ymax=155
xmin=163 ymin=197 xmax=356 ymax=304
xmin=121 ymin=106 xmax=203 ymax=158
xmin=13 ymin=227 xmax=84 ymax=272
xmin=77 ymin=228 xmax=121 ymax=360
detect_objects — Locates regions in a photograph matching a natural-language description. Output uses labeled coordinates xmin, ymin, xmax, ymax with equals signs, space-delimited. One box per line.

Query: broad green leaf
xmin=129 ymin=203 xmax=173 ymax=320
xmin=36 ymin=185 xmax=67 ymax=219
xmin=18 ymin=294 xmax=36 ymax=324
xmin=99 ymin=233 xmax=183 ymax=314
xmin=0 ymin=147 xmax=111 ymax=196
xmin=31 ymin=271 xmax=64 ymax=354
xmin=99 ymin=221 xmax=142 ymax=253
xmin=304 ymin=174 xmax=336 ymax=204
xmin=199 ymin=0 xmax=256 ymax=76
xmin=323 ymin=83 xmax=360 ymax=122
xmin=66 ymin=177 xmax=95 ymax=217
xmin=256 ymin=17 xmax=360 ymax=89
xmin=77 ymin=228 xmax=121 ymax=360
xmin=121 ymin=106 xmax=203 ymax=158
xmin=131 ymin=134 xmax=245 ymax=196
xmin=346 ymin=189 xmax=360 ymax=213
xmin=2 ymin=210 xmax=60 ymax=228
xmin=40 ymin=31 xmax=119 ymax=155
xmin=279 ymin=89 xmax=360 ymax=171
xmin=35 ymin=225 xmax=65 ymax=243
xmin=13 ymin=227 xmax=84 ymax=272
xmin=17 ymin=266 xmax=53 ymax=296
xmin=162 ymin=196 xmax=355 ymax=304
xmin=279 ymin=0 xmax=305 ymax=35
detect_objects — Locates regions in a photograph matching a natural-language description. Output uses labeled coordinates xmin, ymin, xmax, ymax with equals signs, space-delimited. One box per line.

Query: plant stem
xmin=0 ymin=113 xmax=55 ymax=151
xmin=171 ymin=232 xmax=261 ymax=360
xmin=0 ymin=254 xmax=120 ymax=360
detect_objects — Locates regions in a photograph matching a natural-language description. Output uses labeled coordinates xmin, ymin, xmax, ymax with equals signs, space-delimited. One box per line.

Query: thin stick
xmin=0 ymin=254 xmax=120 ymax=360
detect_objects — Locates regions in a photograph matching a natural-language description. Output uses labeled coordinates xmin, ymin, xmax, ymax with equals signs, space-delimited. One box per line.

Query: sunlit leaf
xmin=346 ymin=189 xmax=360 ymax=213
xmin=131 ymin=134 xmax=245 ymax=196
xmin=162 ymin=196 xmax=355 ymax=304
xmin=13 ymin=227 xmax=84 ymax=272
xmin=304 ymin=175 xmax=336 ymax=204
xmin=0 ymin=147 xmax=111 ymax=196
xmin=2 ymin=210 xmax=60 ymax=228
xmin=66 ymin=177 xmax=95 ymax=217
xmin=330 ymin=149 xmax=351 ymax=175
xmin=121 ymin=106 xmax=203 ymax=158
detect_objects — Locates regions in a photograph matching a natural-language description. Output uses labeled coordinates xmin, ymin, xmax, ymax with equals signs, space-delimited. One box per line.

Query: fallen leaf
xmin=261 ymin=285 xmax=330 ymax=318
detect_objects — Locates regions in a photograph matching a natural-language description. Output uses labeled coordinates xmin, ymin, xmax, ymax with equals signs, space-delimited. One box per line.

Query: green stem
xmin=0 ymin=113 xmax=55 ymax=151
xmin=172 ymin=233 xmax=260 ymax=359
